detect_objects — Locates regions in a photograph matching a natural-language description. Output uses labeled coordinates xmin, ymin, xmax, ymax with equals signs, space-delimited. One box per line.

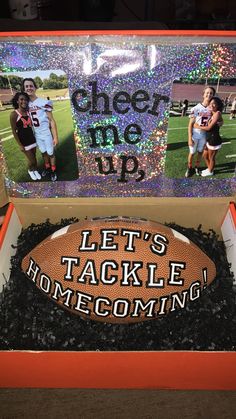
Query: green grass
xmin=165 ymin=114 xmax=236 ymax=179
xmin=37 ymin=88 xmax=69 ymax=100
xmin=0 ymin=100 xmax=78 ymax=183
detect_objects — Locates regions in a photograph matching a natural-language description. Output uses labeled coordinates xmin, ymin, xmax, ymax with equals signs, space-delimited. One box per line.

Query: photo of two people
xmin=0 ymin=70 xmax=78 ymax=183
xmin=165 ymin=78 xmax=236 ymax=179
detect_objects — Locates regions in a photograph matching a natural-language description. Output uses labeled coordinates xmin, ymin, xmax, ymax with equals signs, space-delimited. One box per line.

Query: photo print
xmin=0 ymin=69 xmax=78 ymax=184
xmin=165 ymin=77 xmax=236 ymax=180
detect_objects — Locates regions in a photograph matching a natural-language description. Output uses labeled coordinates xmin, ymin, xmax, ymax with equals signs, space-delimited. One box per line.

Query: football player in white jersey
xmin=185 ymin=86 xmax=215 ymax=177
xmin=22 ymin=78 xmax=59 ymax=181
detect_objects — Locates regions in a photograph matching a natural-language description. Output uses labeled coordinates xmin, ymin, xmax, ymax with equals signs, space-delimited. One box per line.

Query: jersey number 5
xmin=30 ymin=111 xmax=40 ymax=127
xmin=200 ymin=116 xmax=209 ymax=126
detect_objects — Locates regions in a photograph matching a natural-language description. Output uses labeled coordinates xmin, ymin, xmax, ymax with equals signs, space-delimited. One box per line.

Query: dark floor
xmin=0 ymin=389 xmax=236 ymax=419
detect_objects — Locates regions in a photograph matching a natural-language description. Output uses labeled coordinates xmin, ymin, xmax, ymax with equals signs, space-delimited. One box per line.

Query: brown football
xmin=21 ymin=216 xmax=216 ymax=323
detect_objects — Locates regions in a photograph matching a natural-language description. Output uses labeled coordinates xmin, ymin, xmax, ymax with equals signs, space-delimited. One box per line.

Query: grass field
xmin=165 ymin=114 xmax=236 ymax=179
xmin=0 ymin=100 xmax=78 ymax=183
xmin=37 ymin=88 xmax=69 ymax=100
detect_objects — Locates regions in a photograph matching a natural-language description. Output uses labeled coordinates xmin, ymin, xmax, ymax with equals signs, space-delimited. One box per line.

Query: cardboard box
xmin=221 ymin=202 xmax=236 ymax=284
xmin=0 ymin=29 xmax=235 ymax=389
xmin=0 ymin=202 xmax=21 ymax=292
xmin=0 ymin=195 xmax=235 ymax=389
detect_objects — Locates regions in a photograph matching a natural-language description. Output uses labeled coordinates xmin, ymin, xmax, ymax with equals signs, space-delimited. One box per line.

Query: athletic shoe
xmin=185 ymin=167 xmax=193 ymax=178
xmin=195 ymin=167 xmax=200 ymax=176
xmin=201 ymin=168 xmax=211 ymax=174
xmin=41 ymin=168 xmax=51 ymax=177
xmin=28 ymin=170 xmax=37 ymax=181
xmin=51 ymin=171 xmax=57 ymax=182
xmin=33 ymin=170 xmax=42 ymax=180
xmin=201 ymin=169 xmax=214 ymax=177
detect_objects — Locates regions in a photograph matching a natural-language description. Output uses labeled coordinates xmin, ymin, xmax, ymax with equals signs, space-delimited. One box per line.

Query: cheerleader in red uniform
xmin=194 ymin=96 xmax=224 ymax=177
xmin=10 ymin=92 xmax=41 ymax=181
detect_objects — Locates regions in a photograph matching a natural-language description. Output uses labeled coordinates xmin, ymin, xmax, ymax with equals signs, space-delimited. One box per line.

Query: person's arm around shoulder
xmin=47 ymin=111 xmax=59 ymax=146
xmin=10 ymin=111 xmax=24 ymax=151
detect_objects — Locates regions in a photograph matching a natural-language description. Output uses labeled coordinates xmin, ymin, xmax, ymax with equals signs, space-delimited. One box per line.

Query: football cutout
xmin=21 ymin=216 xmax=216 ymax=323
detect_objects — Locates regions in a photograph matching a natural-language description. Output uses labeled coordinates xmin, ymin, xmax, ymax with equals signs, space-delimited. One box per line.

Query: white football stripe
xmin=51 ymin=225 xmax=70 ymax=239
xmin=1 ymin=134 xmax=13 ymax=141
xmin=0 ymin=128 xmax=12 ymax=134
xmin=171 ymin=229 xmax=190 ymax=244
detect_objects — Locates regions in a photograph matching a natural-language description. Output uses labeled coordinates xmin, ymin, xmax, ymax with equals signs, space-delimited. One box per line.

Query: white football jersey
xmin=28 ymin=97 xmax=53 ymax=138
xmin=189 ymin=103 xmax=212 ymax=127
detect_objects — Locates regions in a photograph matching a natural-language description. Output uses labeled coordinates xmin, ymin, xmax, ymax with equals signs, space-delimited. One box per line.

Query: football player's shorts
xmin=189 ymin=129 xmax=206 ymax=154
xmin=36 ymin=133 xmax=54 ymax=155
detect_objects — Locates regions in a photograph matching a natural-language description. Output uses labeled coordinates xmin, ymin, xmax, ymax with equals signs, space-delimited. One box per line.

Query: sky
xmin=0 ymin=69 xmax=65 ymax=79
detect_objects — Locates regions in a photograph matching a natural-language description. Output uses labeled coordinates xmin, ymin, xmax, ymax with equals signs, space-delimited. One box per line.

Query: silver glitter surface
xmin=0 ymin=36 xmax=235 ymax=198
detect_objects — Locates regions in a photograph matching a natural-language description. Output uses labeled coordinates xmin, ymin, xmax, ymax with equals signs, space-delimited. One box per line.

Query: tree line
xmin=0 ymin=73 xmax=68 ymax=90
